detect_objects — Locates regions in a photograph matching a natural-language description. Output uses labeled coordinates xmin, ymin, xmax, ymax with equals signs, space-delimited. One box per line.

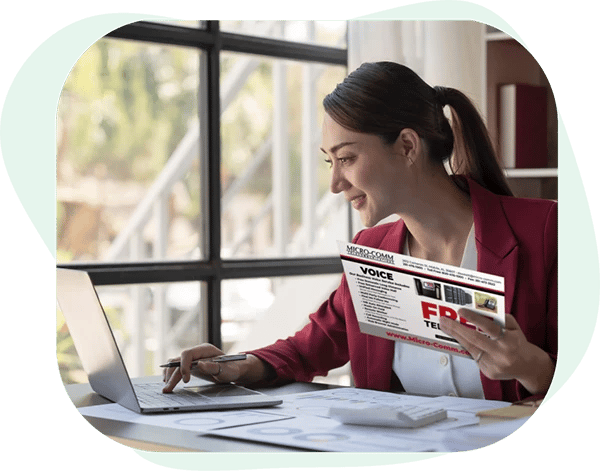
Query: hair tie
xmin=433 ymin=86 xmax=448 ymax=106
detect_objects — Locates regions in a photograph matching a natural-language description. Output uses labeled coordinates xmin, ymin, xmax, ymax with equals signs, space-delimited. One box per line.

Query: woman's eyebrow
xmin=319 ymin=141 xmax=357 ymax=155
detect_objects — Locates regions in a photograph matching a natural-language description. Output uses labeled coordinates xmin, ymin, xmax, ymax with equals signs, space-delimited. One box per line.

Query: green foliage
xmin=58 ymin=39 xmax=198 ymax=182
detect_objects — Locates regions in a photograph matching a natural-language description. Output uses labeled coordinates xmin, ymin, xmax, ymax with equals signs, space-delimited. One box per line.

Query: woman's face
xmin=320 ymin=114 xmax=412 ymax=227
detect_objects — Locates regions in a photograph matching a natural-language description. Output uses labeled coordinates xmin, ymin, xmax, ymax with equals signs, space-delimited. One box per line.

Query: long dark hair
xmin=323 ymin=61 xmax=513 ymax=197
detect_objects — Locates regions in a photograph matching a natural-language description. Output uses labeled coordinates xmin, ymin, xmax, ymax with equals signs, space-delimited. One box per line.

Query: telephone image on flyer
xmin=339 ymin=241 xmax=506 ymax=357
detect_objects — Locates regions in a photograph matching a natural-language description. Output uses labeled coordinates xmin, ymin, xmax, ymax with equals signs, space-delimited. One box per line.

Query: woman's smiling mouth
xmin=349 ymin=194 xmax=366 ymax=209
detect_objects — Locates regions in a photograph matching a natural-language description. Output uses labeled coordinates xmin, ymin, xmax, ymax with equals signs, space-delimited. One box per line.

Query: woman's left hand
xmin=439 ymin=308 xmax=554 ymax=395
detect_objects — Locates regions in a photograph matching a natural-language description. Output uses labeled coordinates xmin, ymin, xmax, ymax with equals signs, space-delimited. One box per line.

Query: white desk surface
xmin=64 ymin=377 xmax=525 ymax=452
xmin=65 ymin=377 xmax=341 ymax=452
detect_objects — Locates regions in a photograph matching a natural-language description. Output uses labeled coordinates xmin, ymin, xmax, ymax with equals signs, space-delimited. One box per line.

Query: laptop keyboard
xmin=133 ymin=383 xmax=213 ymax=408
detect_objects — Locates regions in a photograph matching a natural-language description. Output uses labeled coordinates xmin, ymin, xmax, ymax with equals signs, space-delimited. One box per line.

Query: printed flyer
xmin=339 ymin=241 xmax=506 ymax=357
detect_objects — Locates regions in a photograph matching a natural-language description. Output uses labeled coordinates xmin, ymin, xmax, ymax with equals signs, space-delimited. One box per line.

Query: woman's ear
xmin=394 ymin=128 xmax=421 ymax=165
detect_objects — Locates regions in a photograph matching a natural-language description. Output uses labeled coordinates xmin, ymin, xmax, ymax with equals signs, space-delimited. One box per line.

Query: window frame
xmin=57 ymin=20 xmax=350 ymax=348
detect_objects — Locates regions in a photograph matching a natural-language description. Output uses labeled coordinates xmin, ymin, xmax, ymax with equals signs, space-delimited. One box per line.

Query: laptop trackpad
xmin=183 ymin=383 xmax=263 ymax=397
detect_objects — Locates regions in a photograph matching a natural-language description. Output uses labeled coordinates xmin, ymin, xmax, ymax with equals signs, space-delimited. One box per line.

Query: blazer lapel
xmin=468 ymin=179 xmax=519 ymax=400
xmin=468 ymin=179 xmax=519 ymax=313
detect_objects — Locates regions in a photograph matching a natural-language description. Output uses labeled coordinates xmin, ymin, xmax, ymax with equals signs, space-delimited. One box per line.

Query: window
xmin=57 ymin=20 xmax=350 ymax=384
xmin=57 ymin=39 xmax=203 ymax=263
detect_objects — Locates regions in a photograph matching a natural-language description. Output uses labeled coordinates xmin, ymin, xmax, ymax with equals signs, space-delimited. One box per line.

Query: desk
xmin=65 ymin=377 xmax=341 ymax=452
xmin=65 ymin=377 xmax=525 ymax=452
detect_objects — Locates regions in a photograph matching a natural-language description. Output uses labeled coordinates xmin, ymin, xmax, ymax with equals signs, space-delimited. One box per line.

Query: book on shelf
xmin=498 ymin=83 xmax=548 ymax=169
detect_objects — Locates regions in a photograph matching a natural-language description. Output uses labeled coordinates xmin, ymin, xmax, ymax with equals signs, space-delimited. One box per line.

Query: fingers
xmin=179 ymin=349 xmax=197 ymax=383
xmin=162 ymin=356 xmax=180 ymax=393
xmin=190 ymin=357 xmax=239 ymax=383
xmin=161 ymin=344 xmax=225 ymax=393
xmin=439 ymin=308 xmax=506 ymax=361
xmin=440 ymin=317 xmax=486 ymax=360
xmin=162 ymin=367 xmax=183 ymax=393
xmin=457 ymin=308 xmax=505 ymax=339
xmin=162 ymin=356 xmax=180 ymax=382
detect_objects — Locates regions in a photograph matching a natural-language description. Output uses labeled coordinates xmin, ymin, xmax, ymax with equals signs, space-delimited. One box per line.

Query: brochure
xmin=339 ymin=241 xmax=505 ymax=357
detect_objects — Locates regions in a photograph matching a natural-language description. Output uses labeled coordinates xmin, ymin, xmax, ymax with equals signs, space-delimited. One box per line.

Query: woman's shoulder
xmin=499 ymin=193 xmax=557 ymax=209
xmin=496 ymin=194 xmax=557 ymax=261
xmin=467 ymin=175 xmax=557 ymax=222
xmin=499 ymin=194 xmax=557 ymax=226
xmin=352 ymin=219 xmax=404 ymax=248
xmin=469 ymin=176 xmax=557 ymax=230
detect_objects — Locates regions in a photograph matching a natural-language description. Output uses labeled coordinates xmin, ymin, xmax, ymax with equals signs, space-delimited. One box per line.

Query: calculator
xmin=329 ymin=404 xmax=448 ymax=428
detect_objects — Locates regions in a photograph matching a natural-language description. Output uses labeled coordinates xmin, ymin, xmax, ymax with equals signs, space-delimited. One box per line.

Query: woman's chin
xmin=358 ymin=212 xmax=377 ymax=228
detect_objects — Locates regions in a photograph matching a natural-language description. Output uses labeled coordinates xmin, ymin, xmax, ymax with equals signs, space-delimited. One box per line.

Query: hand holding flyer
xmin=339 ymin=242 xmax=505 ymax=358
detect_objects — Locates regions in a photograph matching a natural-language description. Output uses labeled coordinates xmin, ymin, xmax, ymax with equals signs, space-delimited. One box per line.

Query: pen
xmin=159 ymin=353 xmax=247 ymax=368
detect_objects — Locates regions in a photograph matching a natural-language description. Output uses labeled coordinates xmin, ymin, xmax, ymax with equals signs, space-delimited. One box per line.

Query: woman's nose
xmin=329 ymin=165 xmax=350 ymax=194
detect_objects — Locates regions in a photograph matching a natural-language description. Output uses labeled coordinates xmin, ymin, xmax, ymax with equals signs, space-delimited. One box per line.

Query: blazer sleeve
xmin=514 ymin=201 xmax=558 ymax=401
xmin=246 ymin=280 xmax=351 ymax=384
xmin=544 ymin=201 xmax=558 ymax=363
xmin=245 ymin=230 xmax=375 ymax=384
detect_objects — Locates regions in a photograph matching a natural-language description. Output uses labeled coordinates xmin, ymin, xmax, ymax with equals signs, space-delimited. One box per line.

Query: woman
xmin=163 ymin=62 xmax=557 ymax=402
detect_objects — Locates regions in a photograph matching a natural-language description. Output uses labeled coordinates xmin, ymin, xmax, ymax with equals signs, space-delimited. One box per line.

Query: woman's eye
xmin=323 ymin=156 xmax=354 ymax=168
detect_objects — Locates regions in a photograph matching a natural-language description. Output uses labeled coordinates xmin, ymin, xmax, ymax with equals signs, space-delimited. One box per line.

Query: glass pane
xmin=220 ymin=51 xmax=349 ymax=259
xmin=57 ymin=281 xmax=206 ymax=383
xmin=221 ymin=275 xmax=350 ymax=385
xmin=56 ymin=38 xmax=204 ymax=264
xmin=220 ymin=20 xmax=347 ymax=48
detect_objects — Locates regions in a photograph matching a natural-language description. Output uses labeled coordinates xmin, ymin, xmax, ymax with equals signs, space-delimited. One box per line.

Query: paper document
xmin=273 ymin=387 xmax=436 ymax=418
xmin=210 ymin=415 xmax=440 ymax=452
xmin=209 ymin=388 xmax=483 ymax=452
xmin=423 ymin=395 xmax=511 ymax=413
xmin=339 ymin=241 xmax=505 ymax=357
xmin=79 ymin=402 xmax=290 ymax=432
xmin=271 ymin=388 xmax=483 ymax=431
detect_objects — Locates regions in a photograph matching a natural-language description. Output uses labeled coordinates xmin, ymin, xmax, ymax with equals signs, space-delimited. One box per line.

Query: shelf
xmin=486 ymin=26 xmax=558 ymax=200
xmin=504 ymin=168 xmax=557 ymax=178
xmin=486 ymin=31 xmax=513 ymax=42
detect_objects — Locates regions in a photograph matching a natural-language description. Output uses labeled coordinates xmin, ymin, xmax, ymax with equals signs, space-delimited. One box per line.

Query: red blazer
xmin=249 ymin=178 xmax=558 ymax=402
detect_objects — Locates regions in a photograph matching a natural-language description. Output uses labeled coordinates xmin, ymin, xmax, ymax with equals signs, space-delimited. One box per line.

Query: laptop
xmin=56 ymin=268 xmax=282 ymax=413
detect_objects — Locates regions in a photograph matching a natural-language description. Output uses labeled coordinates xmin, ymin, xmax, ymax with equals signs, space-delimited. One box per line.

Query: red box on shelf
xmin=498 ymin=83 xmax=548 ymax=169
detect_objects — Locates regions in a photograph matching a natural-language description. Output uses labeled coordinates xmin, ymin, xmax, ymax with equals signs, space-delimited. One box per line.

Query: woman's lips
xmin=350 ymin=195 xmax=366 ymax=210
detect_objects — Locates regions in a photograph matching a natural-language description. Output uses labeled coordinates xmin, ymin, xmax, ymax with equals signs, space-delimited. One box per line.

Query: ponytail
xmin=434 ymin=86 xmax=513 ymax=197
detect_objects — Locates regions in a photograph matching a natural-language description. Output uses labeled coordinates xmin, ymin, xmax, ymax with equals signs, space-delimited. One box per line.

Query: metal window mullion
xmin=220 ymin=31 xmax=347 ymax=65
xmin=128 ymin=233 xmax=145 ymax=376
xmin=206 ymin=21 xmax=223 ymax=348
xmin=65 ymin=256 xmax=342 ymax=285
xmin=106 ymin=21 xmax=215 ymax=48
xmin=272 ymin=59 xmax=290 ymax=256
xmin=302 ymin=22 xmax=317 ymax=251
xmin=153 ymin=196 xmax=169 ymax=366
xmin=221 ymin=257 xmax=342 ymax=279
xmin=71 ymin=258 xmax=341 ymax=288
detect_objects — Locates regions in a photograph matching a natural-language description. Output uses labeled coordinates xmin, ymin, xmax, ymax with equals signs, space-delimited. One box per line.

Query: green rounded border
xmin=0 ymin=0 xmax=598 ymax=469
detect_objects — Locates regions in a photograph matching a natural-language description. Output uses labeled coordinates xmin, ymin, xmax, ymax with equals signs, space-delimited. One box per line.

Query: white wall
xmin=348 ymin=20 xmax=486 ymax=113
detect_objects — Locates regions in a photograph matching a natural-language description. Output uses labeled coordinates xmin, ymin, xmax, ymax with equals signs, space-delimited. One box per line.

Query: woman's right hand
xmin=161 ymin=343 xmax=269 ymax=393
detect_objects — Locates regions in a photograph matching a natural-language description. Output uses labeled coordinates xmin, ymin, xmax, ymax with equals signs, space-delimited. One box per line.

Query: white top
xmin=392 ymin=225 xmax=484 ymax=398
